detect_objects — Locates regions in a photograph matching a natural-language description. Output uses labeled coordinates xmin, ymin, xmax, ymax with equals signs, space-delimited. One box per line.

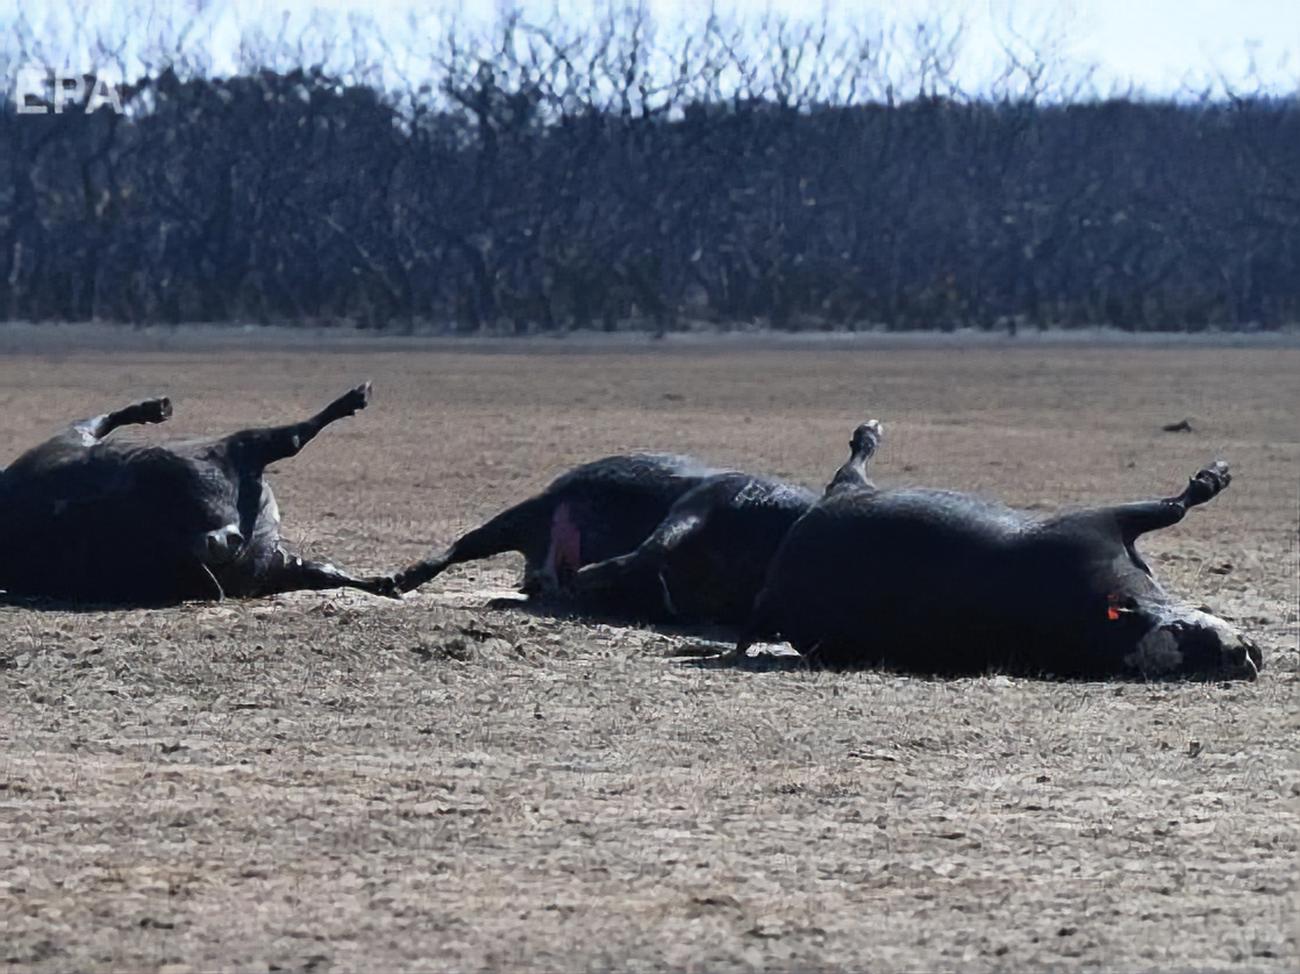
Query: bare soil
xmin=1 ymin=329 xmax=1296 ymax=973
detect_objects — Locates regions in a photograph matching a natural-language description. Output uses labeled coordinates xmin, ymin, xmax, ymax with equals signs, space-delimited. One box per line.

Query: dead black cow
xmin=395 ymin=425 xmax=885 ymax=627
xmin=569 ymin=422 xmax=884 ymax=625
xmin=0 ymin=385 xmax=397 ymax=605
xmin=393 ymin=453 xmax=734 ymax=600
xmin=738 ymin=455 xmax=1262 ymax=681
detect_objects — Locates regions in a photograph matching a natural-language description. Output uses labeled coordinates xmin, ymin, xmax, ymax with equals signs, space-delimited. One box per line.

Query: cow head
xmin=1111 ymin=596 xmax=1262 ymax=680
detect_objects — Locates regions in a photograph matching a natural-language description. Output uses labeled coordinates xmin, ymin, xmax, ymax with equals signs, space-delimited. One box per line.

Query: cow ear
xmin=1106 ymin=592 xmax=1139 ymax=621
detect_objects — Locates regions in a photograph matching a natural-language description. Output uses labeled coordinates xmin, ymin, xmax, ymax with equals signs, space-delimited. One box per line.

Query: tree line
xmin=2 ymin=12 xmax=1297 ymax=332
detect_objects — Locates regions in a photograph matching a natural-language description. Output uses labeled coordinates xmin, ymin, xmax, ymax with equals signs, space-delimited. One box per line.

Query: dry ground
xmin=0 ymin=327 xmax=1296 ymax=972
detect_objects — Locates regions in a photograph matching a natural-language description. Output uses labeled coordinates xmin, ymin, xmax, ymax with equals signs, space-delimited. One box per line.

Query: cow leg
xmin=1109 ymin=461 xmax=1232 ymax=542
xmin=72 ymin=397 xmax=172 ymax=444
xmin=823 ymin=420 xmax=883 ymax=495
xmin=393 ymin=494 xmax=549 ymax=593
xmin=572 ymin=509 xmax=706 ymax=615
xmin=256 ymin=548 xmax=400 ymax=598
xmin=724 ymin=585 xmax=781 ymax=663
xmin=221 ymin=383 xmax=370 ymax=470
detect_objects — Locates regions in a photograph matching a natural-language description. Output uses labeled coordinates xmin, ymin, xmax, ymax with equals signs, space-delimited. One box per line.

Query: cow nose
xmin=1226 ymin=640 xmax=1261 ymax=681
xmin=203 ymin=525 xmax=245 ymax=563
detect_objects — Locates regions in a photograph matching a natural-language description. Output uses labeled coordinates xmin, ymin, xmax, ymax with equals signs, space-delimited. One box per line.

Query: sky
xmin=2 ymin=0 xmax=1297 ymax=98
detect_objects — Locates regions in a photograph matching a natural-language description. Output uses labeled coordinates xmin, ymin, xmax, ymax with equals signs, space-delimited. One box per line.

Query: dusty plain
xmin=0 ymin=327 xmax=1297 ymax=972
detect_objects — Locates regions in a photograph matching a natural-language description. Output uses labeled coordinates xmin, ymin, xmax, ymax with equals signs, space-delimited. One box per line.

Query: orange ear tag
xmin=1106 ymin=593 xmax=1131 ymax=621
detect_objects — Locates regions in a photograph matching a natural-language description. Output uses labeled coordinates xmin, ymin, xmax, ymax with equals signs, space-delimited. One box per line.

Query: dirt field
xmin=1 ymin=328 xmax=1296 ymax=972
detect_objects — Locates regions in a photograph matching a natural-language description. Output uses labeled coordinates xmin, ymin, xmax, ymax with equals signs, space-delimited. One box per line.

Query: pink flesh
xmin=545 ymin=502 xmax=583 ymax=580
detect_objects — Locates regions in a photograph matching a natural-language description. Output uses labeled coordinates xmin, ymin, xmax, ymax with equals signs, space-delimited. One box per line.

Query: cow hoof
xmin=335 ymin=382 xmax=372 ymax=417
xmin=143 ymin=397 xmax=173 ymax=423
xmin=851 ymin=419 xmax=884 ymax=452
xmin=1187 ymin=461 xmax=1231 ymax=503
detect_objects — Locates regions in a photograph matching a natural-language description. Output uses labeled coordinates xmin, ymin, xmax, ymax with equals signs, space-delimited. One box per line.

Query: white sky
xmin=2 ymin=0 xmax=1297 ymax=97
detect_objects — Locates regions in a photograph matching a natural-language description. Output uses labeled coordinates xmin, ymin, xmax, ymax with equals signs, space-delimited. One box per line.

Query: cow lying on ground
xmin=570 ymin=422 xmax=883 ymax=624
xmin=393 ymin=453 xmax=735 ymax=600
xmin=0 ymin=385 xmax=397 ymax=604
xmin=735 ymin=455 xmax=1262 ymax=680
xmin=394 ymin=423 xmax=884 ymax=624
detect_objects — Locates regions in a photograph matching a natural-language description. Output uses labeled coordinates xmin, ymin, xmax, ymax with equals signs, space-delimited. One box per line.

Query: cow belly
xmin=1 ymin=515 xmax=206 ymax=602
